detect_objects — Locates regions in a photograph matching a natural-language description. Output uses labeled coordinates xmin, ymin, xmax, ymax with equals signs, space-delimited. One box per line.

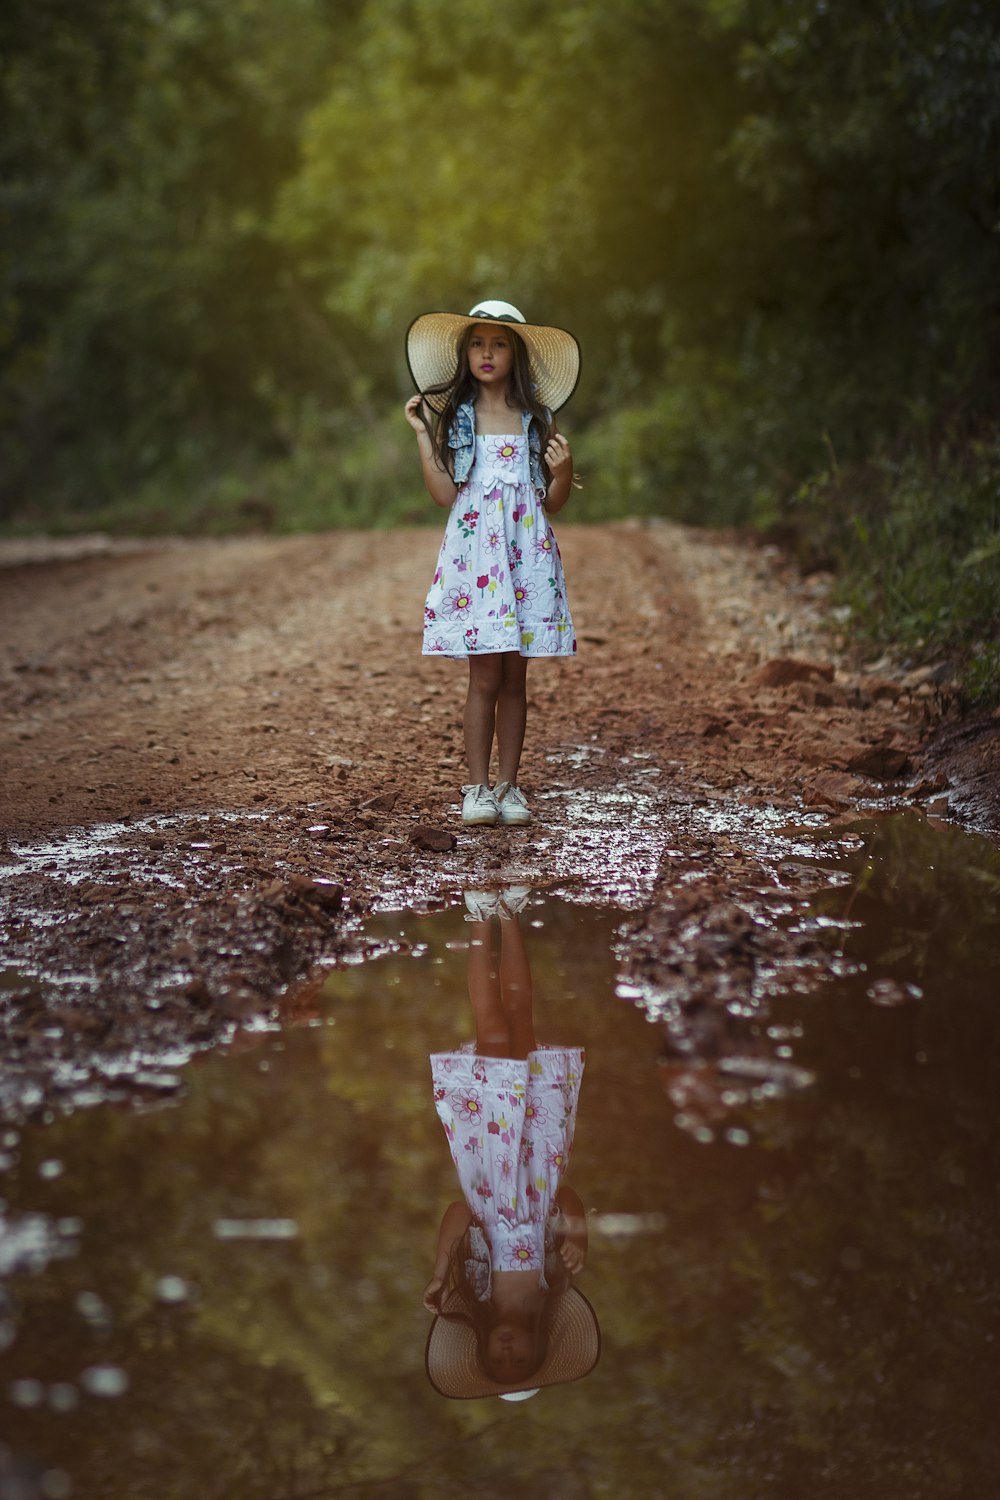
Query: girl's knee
xmin=468 ymin=656 xmax=503 ymax=699
xmin=498 ymin=658 xmax=528 ymax=700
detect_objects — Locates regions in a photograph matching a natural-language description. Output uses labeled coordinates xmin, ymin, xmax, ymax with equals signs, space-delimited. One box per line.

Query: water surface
xmin=2 ymin=815 xmax=999 ymax=1498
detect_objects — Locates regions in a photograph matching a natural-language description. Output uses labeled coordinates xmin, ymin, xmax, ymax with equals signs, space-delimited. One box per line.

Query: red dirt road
xmin=0 ymin=522 xmax=994 ymax=1120
xmin=0 ymin=523 xmax=947 ymax=838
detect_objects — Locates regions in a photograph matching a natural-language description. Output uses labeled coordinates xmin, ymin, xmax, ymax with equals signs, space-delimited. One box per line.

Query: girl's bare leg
xmin=498 ymin=914 xmax=535 ymax=1056
xmin=464 ymin=655 xmax=503 ymax=784
xmin=496 ymin=654 xmax=528 ymax=785
xmin=467 ymin=922 xmax=510 ymax=1056
xmin=467 ymin=915 xmax=536 ymax=1059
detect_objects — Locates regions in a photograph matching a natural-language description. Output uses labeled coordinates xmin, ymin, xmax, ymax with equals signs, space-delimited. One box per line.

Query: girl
xmin=404 ymin=299 xmax=581 ymax=828
xmin=423 ymin=888 xmax=599 ymax=1401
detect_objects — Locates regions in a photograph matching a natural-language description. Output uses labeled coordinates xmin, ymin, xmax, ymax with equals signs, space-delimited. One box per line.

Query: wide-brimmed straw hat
xmin=425 ymin=1284 xmax=600 ymax=1400
xmin=406 ymin=299 xmax=581 ymax=413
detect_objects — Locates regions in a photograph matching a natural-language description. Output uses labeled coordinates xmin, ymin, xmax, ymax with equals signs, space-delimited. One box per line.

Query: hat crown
xmin=468 ymin=300 xmax=526 ymax=324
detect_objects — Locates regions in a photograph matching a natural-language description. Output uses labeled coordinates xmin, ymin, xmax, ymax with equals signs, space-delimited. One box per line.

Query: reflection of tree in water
xmin=423 ymin=888 xmax=598 ymax=1401
xmin=813 ymin=811 xmax=1000 ymax=989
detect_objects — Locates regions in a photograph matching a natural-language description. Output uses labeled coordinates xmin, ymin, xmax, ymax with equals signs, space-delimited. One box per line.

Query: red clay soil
xmin=1 ymin=523 xmax=972 ymax=836
xmin=0 ymin=523 xmax=995 ymax=1118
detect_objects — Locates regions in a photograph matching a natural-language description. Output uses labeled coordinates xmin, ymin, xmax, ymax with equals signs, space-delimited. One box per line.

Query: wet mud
xmin=0 ymin=523 xmax=997 ymax=1124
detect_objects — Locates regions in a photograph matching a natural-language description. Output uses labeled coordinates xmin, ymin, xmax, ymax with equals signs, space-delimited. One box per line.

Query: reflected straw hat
xmin=406 ymin=299 xmax=581 ymax=413
xmin=425 ymin=1284 xmax=600 ymax=1400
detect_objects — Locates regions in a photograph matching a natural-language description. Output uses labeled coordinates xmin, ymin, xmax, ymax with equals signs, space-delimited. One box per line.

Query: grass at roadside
xmin=797 ymin=438 xmax=1000 ymax=709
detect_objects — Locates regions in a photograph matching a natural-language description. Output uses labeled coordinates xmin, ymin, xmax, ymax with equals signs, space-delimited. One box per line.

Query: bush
xmin=794 ymin=434 xmax=1000 ymax=707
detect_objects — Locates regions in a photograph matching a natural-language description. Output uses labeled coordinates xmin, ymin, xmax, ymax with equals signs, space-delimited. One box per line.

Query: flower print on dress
xmin=475 ymin=566 xmax=503 ymax=602
xmin=453 ymin=1088 xmax=483 ymax=1123
xmin=445 ymin=586 xmax=473 ymax=620
xmin=431 ymin=1043 xmax=584 ymax=1285
xmin=512 ymin=578 xmax=538 ymax=609
xmin=490 ymin=437 xmax=522 ymax=468
xmin=523 ymin=1095 xmax=549 ymax=1127
xmin=421 ymin=433 xmax=574 ymax=657
xmin=533 ymin=530 xmax=555 ymax=562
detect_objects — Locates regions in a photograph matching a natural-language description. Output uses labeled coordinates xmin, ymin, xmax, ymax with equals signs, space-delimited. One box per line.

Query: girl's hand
xmin=544 ymin=432 xmax=572 ymax=479
xmin=423 ymin=1275 xmax=446 ymax=1313
xmin=405 ymin=394 xmax=431 ymax=433
xmin=559 ymin=1239 xmax=586 ymax=1276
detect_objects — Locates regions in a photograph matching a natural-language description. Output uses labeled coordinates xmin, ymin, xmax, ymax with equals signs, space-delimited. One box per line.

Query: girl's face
xmin=487 ymin=1322 xmax=539 ymax=1382
xmin=467 ymin=324 xmax=514 ymax=390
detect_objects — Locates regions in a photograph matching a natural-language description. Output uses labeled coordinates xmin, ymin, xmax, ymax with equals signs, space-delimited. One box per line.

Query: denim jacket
xmin=448 ymin=398 xmax=550 ymax=500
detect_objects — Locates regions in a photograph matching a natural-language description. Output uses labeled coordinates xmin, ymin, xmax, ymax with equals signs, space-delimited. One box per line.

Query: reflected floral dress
xmin=422 ymin=434 xmax=576 ymax=659
xmin=429 ymin=1044 xmax=585 ymax=1279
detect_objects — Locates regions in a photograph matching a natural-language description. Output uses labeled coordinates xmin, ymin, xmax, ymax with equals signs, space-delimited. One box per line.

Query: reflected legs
xmin=467 ymin=915 xmax=535 ymax=1059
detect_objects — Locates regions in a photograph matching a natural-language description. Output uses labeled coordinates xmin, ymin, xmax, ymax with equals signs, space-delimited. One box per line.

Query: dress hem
xmin=421 ymin=646 xmax=577 ymax=660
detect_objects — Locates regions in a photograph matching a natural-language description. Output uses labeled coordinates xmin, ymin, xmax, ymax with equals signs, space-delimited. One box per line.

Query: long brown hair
xmin=435 ymin=1227 xmax=568 ymax=1384
xmin=416 ymin=323 xmax=555 ymax=483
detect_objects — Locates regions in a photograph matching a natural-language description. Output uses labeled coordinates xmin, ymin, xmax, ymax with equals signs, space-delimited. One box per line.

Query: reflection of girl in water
xmin=424 ymin=889 xmax=600 ymax=1400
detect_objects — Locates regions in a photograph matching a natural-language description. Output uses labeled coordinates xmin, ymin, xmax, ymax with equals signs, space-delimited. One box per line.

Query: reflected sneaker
xmin=464 ymin=889 xmax=500 ymax=921
xmin=498 ymin=885 xmax=533 ymax=919
xmin=461 ymin=783 xmax=500 ymax=826
xmin=494 ymin=782 xmax=532 ymax=826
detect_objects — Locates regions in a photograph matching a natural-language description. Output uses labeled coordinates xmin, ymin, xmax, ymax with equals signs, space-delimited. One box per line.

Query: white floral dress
xmin=430 ymin=1044 xmax=585 ymax=1279
xmin=422 ymin=434 xmax=576 ymax=658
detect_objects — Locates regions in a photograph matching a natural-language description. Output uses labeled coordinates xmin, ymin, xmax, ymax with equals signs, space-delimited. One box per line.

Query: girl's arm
xmin=404 ymin=395 xmax=458 ymax=509
xmin=542 ymin=427 xmax=574 ymax=515
xmin=554 ymin=1185 xmax=588 ymax=1275
xmin=422 ymin=1200 xmax=473 ymax=1312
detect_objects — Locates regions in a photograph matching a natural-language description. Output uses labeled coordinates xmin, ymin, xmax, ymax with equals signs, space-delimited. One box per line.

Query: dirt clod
xmin=410 ymin=826 xmax=458 ymax=852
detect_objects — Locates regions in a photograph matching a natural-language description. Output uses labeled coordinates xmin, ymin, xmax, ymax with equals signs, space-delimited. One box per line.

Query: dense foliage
xmin=2 ymin=0 xmax=998 ymax=695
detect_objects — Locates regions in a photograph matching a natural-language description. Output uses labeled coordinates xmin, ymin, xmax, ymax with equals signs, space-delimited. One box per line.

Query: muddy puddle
xmin=1 ymin=813 xmax=999 ymax=1498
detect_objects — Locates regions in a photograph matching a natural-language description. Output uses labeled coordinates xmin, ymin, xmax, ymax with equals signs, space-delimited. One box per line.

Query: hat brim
xmin=425 ymin=1285 xmax=600 ymax=1400
xmin=406 ymin=311 xmax=581 ymax=413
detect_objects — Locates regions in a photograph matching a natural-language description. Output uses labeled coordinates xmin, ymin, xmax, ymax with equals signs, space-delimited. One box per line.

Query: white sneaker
xmin=461 ymin=783 xmax=500 ymax=826
xmin=494 ymin=782 xmax=532 ymax=826
xmin=498 ymin=885 xmax=533 ymax=919
xmin=464 ymin=889 xmax=500 ymax=921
